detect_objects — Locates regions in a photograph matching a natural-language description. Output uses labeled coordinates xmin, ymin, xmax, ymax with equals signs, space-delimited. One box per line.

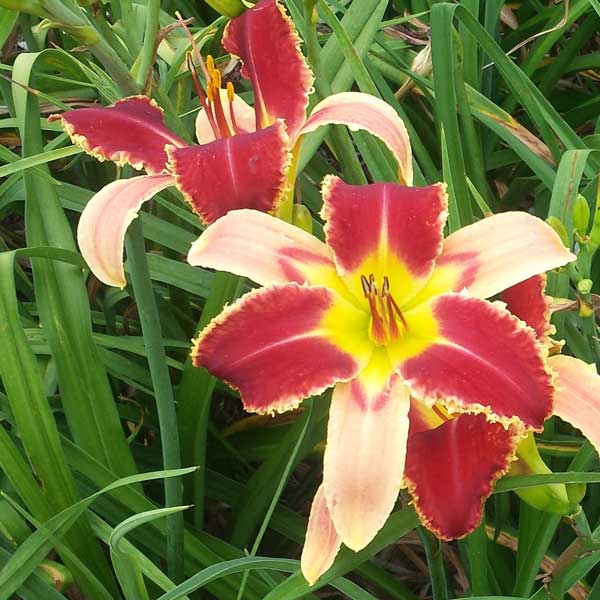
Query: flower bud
xmin=577 ymin=279 xmax=593 ymax=295
xmin=573 ymin=195 xmax=590 ymax=237
xmin=0 ymin=0 xmax=46 ymax=16
xmin=292 ymin=204 xmax=313 ymax=234
xmin=546 ymin=217 xmax=569 ymax=248
xmin=510 ymin=433 xmax=579 ymax=515
xmin=205 ymin=0 xmax=246 ymax=17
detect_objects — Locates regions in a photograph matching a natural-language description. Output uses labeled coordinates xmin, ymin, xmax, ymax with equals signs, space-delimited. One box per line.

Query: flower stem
xmin=136 ymin=0 xmax=160 ymax=90
xmin=302 ymin=0 xmax=367 ymax=185
xmin=125 ymin=218 xmax=184 ymax=582
xmin=177 ymin=271 xmax=244 ymax=528
xmin=418 ymin=527 xmax=449 ymax=600
xmin=43 ymin=0 xmax=139 ymax=96
xmin=467 ymin=520 xmax=490 ymax=595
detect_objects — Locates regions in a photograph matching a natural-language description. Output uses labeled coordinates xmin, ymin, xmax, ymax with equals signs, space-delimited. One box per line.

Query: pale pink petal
xmin=435 ymin=212 xmax=575 ymax=300
xmin=324 ymin=366 xmax=410 ymax=551
xmin=301 ymin=484 xmax=341 ymax=585
xmin=300 ymin=92 xmax=413 ymax=185
xmin=187 ymin=209 xmax=343 ymax=289
xmin=550 ymin=355 xmax=600 ymax=453
xmin=77 ymin=175 xmax=173 ymax=288
xmin=195 ymin=89 xmax=256 ymax=144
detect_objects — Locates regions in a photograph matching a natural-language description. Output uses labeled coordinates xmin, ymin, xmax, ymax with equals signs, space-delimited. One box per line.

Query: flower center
xmin=177 ymin=13 xmax=243 ymax=140
xmin=187 ymin=53 xmax=240 ymax=139
xmin=361 ymin=274 xmax=408 ymax=346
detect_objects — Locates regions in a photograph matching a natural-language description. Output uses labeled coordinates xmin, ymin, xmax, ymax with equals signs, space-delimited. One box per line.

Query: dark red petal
xmin=168 ymin=122 xmax=289 ymax=224
xmin=223 ymin=0 xmax=313 ymax=140
xmin=501 ymin=274 xmax=552 ymax=343
xmin=405 ymin=413 xmax=518 ymax=540
xmin=321 ymin=176 xmax=448 ymax=305
xmin=50 ymin=96 xmax=186 ymax=175
xmin=192 ymin=283 xmax=361 ymax=414
xmin=397 ymin=294 xmax=554 ymax=430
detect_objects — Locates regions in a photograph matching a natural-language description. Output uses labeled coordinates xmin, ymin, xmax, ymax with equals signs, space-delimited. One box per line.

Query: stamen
xmin=226 ymin=82 xmax=242 ymax=134
xmin=206 ymin=55 xmax=215 ymax=76
xmin=385 ymin=285 xmax=409 ymax=332
xmin=208 ymin=64 xmax=232 ymax=138
xmin=432 ymin=405 xmax=450 ymax=422
xmin=361 ymin=274 xmax=371 ymax=297
xmin=176 ymin=13 xmax=228 ymax=140
xmin=186 ymin=52 xmax=219 ymax=138
xmin=362 ymin=273 xmax=408 ymax=346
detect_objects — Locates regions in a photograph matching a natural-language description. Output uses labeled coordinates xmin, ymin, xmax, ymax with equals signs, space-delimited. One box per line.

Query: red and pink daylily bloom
xmin=302 ymin=273 xmax=600 ymax=584
xmin=186 ymin=173 xmax=574 ymax=571
xmin=50 ymin=0 xmax=411 ymax=288
xmin=503 ymin=274 xmax=600 ymax=457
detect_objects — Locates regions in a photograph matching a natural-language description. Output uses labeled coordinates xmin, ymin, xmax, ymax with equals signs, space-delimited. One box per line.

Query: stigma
xmin=361 ymin=274 xmax=408 ymax=346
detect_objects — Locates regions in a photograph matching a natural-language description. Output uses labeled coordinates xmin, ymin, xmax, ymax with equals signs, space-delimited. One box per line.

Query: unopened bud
xmin=0 ymin=0 xmax=46 ymax=16
xmin=511 ymin=433 xmax=578 ymax=515
xmin=577 ymin=279 xmax=593 ymax=295
xmin=573 ymin=195 xmax=590 ymax=236
xmin=204 ymin=0 xmax=246 ymax=17
xmin=292 ymin=204 xmax=313 ymax=234
xmin=546 ymin=216 xmax=570 ymax=248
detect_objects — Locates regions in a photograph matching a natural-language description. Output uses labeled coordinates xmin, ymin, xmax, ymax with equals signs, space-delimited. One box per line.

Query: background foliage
xmin=1 ymin=0 xmax=600 ymax=599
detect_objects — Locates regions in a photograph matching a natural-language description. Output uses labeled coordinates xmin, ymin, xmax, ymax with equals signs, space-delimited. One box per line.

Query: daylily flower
xmin=502 ymin=274 xmax=600 ymax=484
xmin=302 ymin=273 xmax=600 ymax=585
xmin=50 ymin=0 xmax=411 ymax=288
xmin=187 ymin=173 xmax=574 ymax=574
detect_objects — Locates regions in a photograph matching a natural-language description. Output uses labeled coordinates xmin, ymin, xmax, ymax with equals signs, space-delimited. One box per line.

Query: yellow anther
xmin=226 ymin=81 xmax=235 ymax=103
xmin=206 ymin=84 xmax=213 ymax=103
xmin=212 ymin=68 xmax=222 ymax=90
xmin=206 ymin=54 xmax=215 ymax=75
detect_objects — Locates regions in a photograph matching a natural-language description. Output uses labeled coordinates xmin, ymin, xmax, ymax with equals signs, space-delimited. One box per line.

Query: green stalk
xmin=418 ymin=527 xmax=449 ymax=600
xmin=467 ymin=520 xmax=489 ymax=596
xmin=177 ymin=271 xmax=243 ymax=528
xmin=235 ymin=400 xmax=314 ymax=600
xmin=512 ymin=514 xmax=561 ymax=597
xmin=43 ymin=0 xmax=139 ymax=96
xmin=136 ymin=0 xmax=160 ymax=90
xmin=303 ymin=0 xmax=366 ymax=185
xmin=125 ymin=218 xmax=184 ymax=582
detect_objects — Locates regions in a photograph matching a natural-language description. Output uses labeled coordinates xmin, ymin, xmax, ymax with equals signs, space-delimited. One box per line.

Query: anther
xmin=226 ymin=81 xmax=235 ymax=103
xmin=361 ymin=274 xmax=371 ymax=297
xmin=361 ymin=273 xmax=408 ymax=345
xmin=382 ymin=276 xmax=390 ymax=296
xmin=206 ymin=54 xmax=215 ymax=75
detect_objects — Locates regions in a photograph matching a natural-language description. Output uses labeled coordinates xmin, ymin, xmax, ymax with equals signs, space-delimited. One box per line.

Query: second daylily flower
xmin=302 ymin=271 xmax=600 ymax=585
xmin=187 ymin=174 xmax=574 ymax=565
xmin=50 ymin=0 xmax=411 ymax=288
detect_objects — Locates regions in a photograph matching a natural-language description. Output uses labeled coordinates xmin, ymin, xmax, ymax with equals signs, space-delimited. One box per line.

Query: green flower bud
xmin=546 ymin=216 xmax=570 ymax=248
xmin=0 ymin=0 xmax=46 ymax=16
xmin=511 ymin=433 xmax=579 ymax=515
xmin=292 ymin=204 xmax=313 ymax=234
xmin=204 ymin=0 xmax=246 ymax=17
xmin=577 ymin=279 xmax=593 ymax=295
xmin=573 ymin=195 xmax=590 ymax=237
